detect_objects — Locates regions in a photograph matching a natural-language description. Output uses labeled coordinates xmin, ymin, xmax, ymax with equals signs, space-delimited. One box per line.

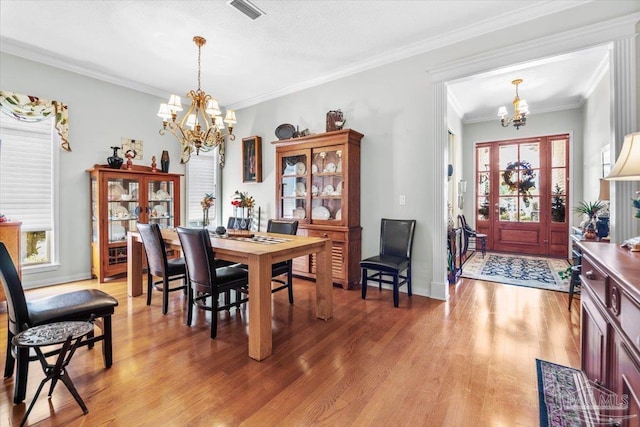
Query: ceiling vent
xmin=227 ymin=0 xmax=265 ymax=20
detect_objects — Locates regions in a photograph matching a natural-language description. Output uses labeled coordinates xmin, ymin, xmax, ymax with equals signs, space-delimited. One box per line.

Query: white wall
xmin=0 ymin=53 xmax=177 ymax=287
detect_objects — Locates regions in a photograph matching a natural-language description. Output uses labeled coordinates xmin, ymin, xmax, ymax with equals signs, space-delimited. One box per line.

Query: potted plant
xmin=573 ymin=200 xmax=604 ymax=231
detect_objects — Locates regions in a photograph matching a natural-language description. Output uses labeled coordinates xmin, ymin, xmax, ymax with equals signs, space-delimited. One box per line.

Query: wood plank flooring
xmin=1 ymin=276 xmax=580 ymax=426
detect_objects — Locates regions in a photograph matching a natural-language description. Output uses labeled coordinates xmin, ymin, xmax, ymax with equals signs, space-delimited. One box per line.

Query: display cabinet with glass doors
xmin=273 ymin=129 xmax=363 ymax=289
xmin=87 ymin=165 xmax=182 ymax=282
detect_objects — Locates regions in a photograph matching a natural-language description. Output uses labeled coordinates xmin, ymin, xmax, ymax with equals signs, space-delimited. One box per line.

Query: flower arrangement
xmin=201 ymin=193 xmax=215 ymax=227
xmin=231 ymin=190 xmax=255 ymax=210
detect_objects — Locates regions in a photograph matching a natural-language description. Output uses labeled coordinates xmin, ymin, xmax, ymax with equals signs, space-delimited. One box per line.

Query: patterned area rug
xmin=461 ymin=252 xmax=570 ymax=292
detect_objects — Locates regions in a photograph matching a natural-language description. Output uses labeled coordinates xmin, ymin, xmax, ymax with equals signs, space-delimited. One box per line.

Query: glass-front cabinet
xmin=273 ymin=129 xmax=363 ymax=289
xmin=88 ymin=165 xmax=181 ymax=282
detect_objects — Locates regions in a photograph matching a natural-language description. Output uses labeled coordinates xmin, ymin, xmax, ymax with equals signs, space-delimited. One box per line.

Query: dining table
xmin=127 ymin=228 xmax=333 ymax=361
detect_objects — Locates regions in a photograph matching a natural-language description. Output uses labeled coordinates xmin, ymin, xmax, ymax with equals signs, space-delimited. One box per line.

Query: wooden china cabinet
xmin=272 ymin=129 xmax=363 ymax=289
xmin=87 ymin=165 xmax=182 ymax=282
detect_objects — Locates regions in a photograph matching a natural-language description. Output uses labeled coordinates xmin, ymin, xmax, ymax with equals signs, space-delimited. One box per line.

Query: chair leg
xmin=480 ymin=237 xmax=486 ymax=257
xmin=361 ymin=268 xmax=368 ymax=300
xmin=287 ymin=266 xmax=294 ymax=304
xmin=102 ymin=315 xmax=113 ymax=368
xmin=162 ymin=277 xmax=169 ymax=315
xmin=407 ymin=266 xmax=412 ymax=297
xmin=4 ymin=330 xmax=15 ymax=378
xmin=147 ymin=272 xmax=153 ymax=306
xmin=14 ymin=346 xmax=29 ymax=404
xmin=393 ymin=274 xmax=399 ymax=308
xmin=211 ymin=291 xmax=219 ymax=339
xmin=186 ymin=283 xmax=194 ymax=327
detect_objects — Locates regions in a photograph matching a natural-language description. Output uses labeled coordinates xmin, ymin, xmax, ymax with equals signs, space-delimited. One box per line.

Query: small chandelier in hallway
xmin=498 ymin=79 xmax=529 ymax=130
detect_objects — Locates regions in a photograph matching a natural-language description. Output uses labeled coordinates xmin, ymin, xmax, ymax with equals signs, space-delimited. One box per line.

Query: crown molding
xmin=583 ymin=51 xmax=611 ymax=100
xmin=447 ymin=92 xmax=464 ymax=120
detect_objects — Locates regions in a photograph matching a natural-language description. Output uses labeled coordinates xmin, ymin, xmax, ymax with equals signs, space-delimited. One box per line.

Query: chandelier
xmin=157 ymin=36 xmax=237 ymax=164
xmin=498 ymin=79 xmax=529 ymax=130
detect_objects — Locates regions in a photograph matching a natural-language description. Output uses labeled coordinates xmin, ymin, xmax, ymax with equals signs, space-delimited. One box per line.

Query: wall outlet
xmin=399 ymin=195 xmax=406 ymax=205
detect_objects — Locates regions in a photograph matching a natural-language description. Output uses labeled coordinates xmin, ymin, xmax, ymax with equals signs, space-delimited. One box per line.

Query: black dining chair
xmin=360 ymin=218 xmax=416 ymax=307
xmin=0 ymin=242 xmax=119 ymax=404
xmin=176 ymin=227 xmax=249 ymax=338
xmin=137 ymin=223 xmax=187 ymax=315
xmin=458 ymin=214 xmax=487 ymax=260
xmin=267 ymin=219 xmax=299 ymax=304
xmin=227 ymin=216 xmax=252 ymax=231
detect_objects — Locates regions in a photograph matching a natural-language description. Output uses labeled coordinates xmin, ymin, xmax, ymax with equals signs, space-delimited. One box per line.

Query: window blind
xmin=186 ymin=150 xmax=217 ymax=225
xmin=0 ymin=115 xmax=54 ymax=232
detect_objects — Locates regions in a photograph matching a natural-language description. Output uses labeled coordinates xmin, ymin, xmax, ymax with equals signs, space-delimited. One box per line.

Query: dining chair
xmin=176 ymin=227 xmax=249 ymax=338
xmin=458 ymin=214 xmax=487 ymax=259
xmin=360 ymin=218 xmax=416 ymax=307
xmin=137 ymin=223 xmax=187 ymax=315
xmin=227 ymin=216 xmax=252 ymax=231
xmin=267 ymin=219 xmax=299 ymax=304
xmin=0 ymin=242 xmax=119 ymax=404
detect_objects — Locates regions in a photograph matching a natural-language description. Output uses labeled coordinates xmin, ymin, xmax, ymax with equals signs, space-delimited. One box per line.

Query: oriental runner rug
xmin=461 ymin=252 xmax=570 ymax=292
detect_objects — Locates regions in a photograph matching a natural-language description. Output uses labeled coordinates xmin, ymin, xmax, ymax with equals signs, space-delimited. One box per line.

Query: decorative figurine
xmin=125 ymin=149 xmax=136 ymax=170
xmin=151 ymin=155 xmax=157 ymax=172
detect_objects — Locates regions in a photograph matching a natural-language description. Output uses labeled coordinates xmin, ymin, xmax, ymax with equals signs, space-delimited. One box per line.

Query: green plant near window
xmin=551 ymin=184 xmax=566 ymax=222
xmin=573 ymin=200 xmax=604 ymax=220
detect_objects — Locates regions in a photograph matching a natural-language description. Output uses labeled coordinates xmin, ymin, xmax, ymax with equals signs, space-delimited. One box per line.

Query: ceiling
xmin=0 ymin=1 xmax=615 ymax=121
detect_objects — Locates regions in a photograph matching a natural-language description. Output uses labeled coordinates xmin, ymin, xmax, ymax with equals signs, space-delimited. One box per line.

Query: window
xmin=186 ymin=150 xmax=218 ymax=227
xmin=0 ymin=114 xmax=58 ymax=266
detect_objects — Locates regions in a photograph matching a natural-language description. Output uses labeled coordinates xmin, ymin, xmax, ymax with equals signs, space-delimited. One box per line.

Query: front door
xmin=475 ymin=135 xmax=569 ymax=258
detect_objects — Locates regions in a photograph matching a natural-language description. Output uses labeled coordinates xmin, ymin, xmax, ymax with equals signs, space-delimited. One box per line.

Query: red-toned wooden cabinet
xmin=272 ymin=129 xmax=363 ymax=289
xmin=87 ymin=165 xmax=182 ymax=282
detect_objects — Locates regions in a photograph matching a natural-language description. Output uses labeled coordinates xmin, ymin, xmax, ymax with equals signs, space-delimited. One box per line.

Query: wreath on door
xmin=502 ymin=160 xmax=536 ymax=206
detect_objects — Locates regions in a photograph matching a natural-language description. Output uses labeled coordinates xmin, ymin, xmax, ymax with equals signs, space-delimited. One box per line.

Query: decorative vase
xmin=160 ymin=150 xmax=170 ymax=173
xmin=107 ymin=146 xmax=123 ymax=169
xmin=202 ymin=209 xmax=209 ymax=229
xmin=596 ymin=216 xmax=609 ymax=239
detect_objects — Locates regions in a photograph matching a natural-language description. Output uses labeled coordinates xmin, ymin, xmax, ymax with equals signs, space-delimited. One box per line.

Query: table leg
xmin=127 ymin=233 xmax=143 ymax=297
xmin=248 ymin=253 xmax=273 ymax=361
xmin=315 ymin=239 xmax=334 ymax=320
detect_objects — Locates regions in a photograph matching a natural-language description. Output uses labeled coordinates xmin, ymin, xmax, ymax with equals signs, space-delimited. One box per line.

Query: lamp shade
xmin=605 ymin=132 xmax=640 ymax=181
xmin=598 ymin=178 xmax=610 ymax=201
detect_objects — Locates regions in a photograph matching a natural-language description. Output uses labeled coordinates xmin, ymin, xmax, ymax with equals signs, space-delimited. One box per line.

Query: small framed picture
xmin=242 ymin=135 xmax=262 ymax=183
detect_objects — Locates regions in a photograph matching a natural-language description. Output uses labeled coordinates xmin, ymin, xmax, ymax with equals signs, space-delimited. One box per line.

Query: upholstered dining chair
xmin=458 ymin=214 xmax=487 ymax=260
xmin=360 ymin=218 xmax=416 ymax=307
xmin=267 ymin=219 xmax=299 ymax=304
xmin=176 ymin=227 xmax=249 ymax=339
xmin=0 ymin=242 xmax=119 ymax=404
xmin=137 ymin=223 xmax=187 ymax=315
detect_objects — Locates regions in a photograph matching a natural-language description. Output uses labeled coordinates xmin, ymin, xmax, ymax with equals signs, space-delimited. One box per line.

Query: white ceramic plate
xmin=323 ymin=184 xmax=334 ymax=195
xmin=336 ymin=181 xmax=342 ymax=194
xmin=155 ymin=189 xmax=169 ymax=200
xmin=131 ymin=189 xmax=138 ymax=200
xmin=311 ymin=164 xmax=318 ymax=173
xmin=295 ymin=162 xmax=306 ymax=175
xmin=112 ymin=205 xmax=129 ymax=219
xmin=311 ymin=184 xmax=319 ymax=196
xmin=311 ymin=206 xmax=330 ymax=220
xmin=324 ymin=162 xmax=337 ymax=173
xmin=296 ymin=182 xmax=306 ymax=196
xmin=110 ymin=224 xmax=126 ymax=240
xmin=336 ymin=209 xmax=342 ymax=220
xmin=108 ymin=183 xmax=125 ymax=201
xmin=153 ymin=204 xmax=167 ymax=217
xmin=293 ymin=207 xmax=306 ymax=219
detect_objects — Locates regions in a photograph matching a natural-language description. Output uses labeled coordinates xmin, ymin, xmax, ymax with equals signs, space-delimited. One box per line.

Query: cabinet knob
xmin=585 ymin=270 xmax=596 ymax=280
xmin=323 ymin=233 xmax=328 ymax=238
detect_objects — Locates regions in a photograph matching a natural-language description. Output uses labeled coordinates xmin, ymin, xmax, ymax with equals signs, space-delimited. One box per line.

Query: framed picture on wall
xmin=242 ymin=135 xmax=262 ymax=183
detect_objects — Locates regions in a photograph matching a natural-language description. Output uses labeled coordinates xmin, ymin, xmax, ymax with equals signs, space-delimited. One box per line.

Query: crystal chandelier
xmin=498 ymin=79 xmax=529 ymax=130
xmin=157 ymin=36 xmax=237 ymax=164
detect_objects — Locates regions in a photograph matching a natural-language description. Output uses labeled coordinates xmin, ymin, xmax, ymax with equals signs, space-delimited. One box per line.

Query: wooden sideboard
xmin=0 ymin=221 xmax=22 ymax=303
xmin=578 ymin=241 xmax=640 ymax=423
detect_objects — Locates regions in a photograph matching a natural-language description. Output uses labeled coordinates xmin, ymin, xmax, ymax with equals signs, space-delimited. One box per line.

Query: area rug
xmin=461 ymin=252 xmax=570 ymax=292
xmin=536 ymin=359 xmax=600 ymax=426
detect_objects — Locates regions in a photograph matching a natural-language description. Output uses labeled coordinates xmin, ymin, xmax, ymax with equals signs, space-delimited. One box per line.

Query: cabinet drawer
xmin=620 ymin=289 xmax=640 ymax=353
xmin=581 ymin=256 xmax=608 ymax=307
xmin=306 ymin=229 xmax=345 ymax=242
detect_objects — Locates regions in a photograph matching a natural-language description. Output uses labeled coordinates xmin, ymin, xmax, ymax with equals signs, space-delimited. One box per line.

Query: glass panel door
xmin=311 ymin=147 xmax=342 ymax=223
xmin=107 ymin=176 xmax=140 ymax=243
xmin=280 ymin=152 xmax=308 ymax=220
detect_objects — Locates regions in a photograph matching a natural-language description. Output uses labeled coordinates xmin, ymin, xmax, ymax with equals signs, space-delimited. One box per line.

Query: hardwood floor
xmin=1 ymin=276 xmax=580 ymax=426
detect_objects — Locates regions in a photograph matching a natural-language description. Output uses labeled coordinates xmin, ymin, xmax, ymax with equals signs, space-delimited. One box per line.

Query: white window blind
xmin=0 ymin=115 xmax=54 ymax=232
xmin=186 ymin=150 xmax=217 ymax=226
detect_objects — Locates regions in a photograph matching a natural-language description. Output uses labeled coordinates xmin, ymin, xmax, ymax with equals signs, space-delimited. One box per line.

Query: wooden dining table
xmin=127 ymin=228 xmax=333 ymax=361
